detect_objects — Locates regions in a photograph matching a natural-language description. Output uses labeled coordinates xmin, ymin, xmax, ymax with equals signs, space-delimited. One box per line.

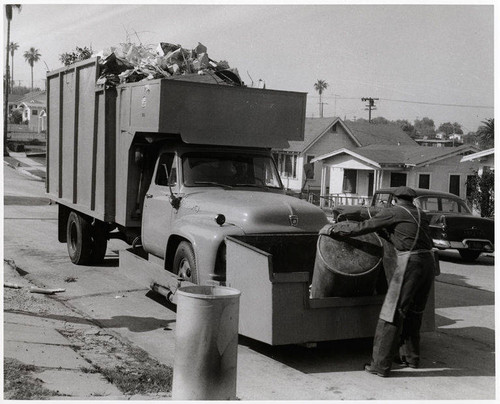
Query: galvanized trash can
xmin=311 ymin=233 xmax=383 ymax=298
xmin=172 ymin=285 xmax=241 ymax=400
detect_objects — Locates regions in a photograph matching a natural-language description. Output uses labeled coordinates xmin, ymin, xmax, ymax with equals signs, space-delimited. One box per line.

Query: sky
xmin=4 ymin=3 xmax=495 ymax=133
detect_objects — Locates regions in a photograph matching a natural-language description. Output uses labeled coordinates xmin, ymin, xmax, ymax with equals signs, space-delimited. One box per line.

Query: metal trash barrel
xmin=311 ymin=233 xmax=383 ymax=298
xmin=172 ymin=285 xmax=241 ymax=400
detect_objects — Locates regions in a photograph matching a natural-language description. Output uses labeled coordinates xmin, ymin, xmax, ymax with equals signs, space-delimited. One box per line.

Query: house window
xmin=449 ymin=175 xmax=460 ymax=196
xmin=274 ymin=152 xmax=298 ymax=179
xmin=305 ymin=155 xmax=315 ymax=180
xmin=32 ymin=109 xmax=38 ymax=116
xmin=343 ymin=169 xmax=357 ymax=193
xmin=418 ymin=174 xmax=430 ymax=189
xmin=390 ymin=172 xmax=407 ymax=187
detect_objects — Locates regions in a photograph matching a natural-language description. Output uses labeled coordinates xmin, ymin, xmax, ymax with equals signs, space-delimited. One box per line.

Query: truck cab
xmin=141 ymin=143 xmax=328 ymax=285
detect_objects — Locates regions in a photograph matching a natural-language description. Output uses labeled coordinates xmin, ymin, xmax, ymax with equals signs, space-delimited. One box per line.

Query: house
xmin=312 ymin=143 xmax=481 ymax=207
xmin=272 ymin=117 xmax=417 ymax=193
xmin=7 ymin=93 xmax=25 ymax=114
xmin=460 ymin=148 xmax=494 ymax=175
xmin=15 ymin=91 xmax=47 ymax=132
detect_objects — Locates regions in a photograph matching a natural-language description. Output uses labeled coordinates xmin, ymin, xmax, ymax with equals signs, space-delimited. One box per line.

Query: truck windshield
xmin=182 ymin=152 xmax=283 ymax=189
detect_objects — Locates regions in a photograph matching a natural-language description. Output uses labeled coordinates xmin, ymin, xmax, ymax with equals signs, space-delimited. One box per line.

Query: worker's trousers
xmin=370 ymin=252 xmax=435 ymax=372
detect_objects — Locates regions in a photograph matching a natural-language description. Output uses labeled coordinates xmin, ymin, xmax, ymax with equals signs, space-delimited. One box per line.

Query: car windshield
xmin=182 ymin=152 xmax=283 ymax=189
xmin=414 ymin=196 xmax=472 ymax=214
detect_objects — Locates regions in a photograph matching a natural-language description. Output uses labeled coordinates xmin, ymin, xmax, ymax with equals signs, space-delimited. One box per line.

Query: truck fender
xmin=165 ymin=215 xmax=245 ymax=284
xmin=58 ymin=204 xmax=71 ymax=243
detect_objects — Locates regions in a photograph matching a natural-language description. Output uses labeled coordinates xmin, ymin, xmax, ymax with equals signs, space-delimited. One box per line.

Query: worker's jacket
xmin=331 ymin=202 xmax=433 ymax=252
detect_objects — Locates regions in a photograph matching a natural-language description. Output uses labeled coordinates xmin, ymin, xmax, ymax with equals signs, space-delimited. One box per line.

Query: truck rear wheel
xmin=67 ymin=211 xmax=93 ymax=265
xmin=173 ymin=241 xmax=198 ymax=284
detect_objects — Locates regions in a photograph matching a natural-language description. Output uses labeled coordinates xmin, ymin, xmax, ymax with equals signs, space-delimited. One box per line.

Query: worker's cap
xmin=393 ymin=186 xmax=417 ymax=200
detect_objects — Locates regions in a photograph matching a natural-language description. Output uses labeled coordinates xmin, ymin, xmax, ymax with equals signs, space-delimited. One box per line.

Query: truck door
xmin=141 ymin=152 xmax=177 ymax=258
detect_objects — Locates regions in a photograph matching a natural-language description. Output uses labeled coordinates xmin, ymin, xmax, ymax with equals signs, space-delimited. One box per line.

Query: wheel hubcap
xmin=179 ymin=259 xmax=192 ymax=280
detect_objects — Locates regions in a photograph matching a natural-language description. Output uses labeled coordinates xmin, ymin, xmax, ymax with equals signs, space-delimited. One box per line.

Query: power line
xmin=308 ymin=94 xmax=493 ymax=109
xmin=378 ymin=97 xmax=493 ymax=109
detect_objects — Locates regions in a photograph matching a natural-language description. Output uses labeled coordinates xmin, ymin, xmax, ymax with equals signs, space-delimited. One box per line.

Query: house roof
xmin=313 ymin=144 xmax=479 ymax=167
xmin=283 ymin=117 xmax=417 ymax=153
xmin=286 ymin=117 xmax=340 ymax=152
xmin=460 ymin=148 xmax=494 ymax=163
xmin=16 ymin=91 xmax=46 ymax=106
xmin=343 ymin=120 xmax=418 ymax=146
xmin=7 ymin=94 xmax=25 ymax=104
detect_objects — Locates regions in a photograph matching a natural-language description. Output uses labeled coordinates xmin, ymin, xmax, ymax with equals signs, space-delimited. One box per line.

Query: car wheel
xmin=66 ymin=211 xmax=93 ymax=265
xmin=459 ymin=250 xmax=481 ymax=262
xmin=173 ymin=241 xmax=198 ymax=284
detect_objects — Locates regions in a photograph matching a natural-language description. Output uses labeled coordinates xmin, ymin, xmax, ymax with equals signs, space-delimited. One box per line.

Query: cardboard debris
xmin=92 ymin=41 xmax=243 ymax=88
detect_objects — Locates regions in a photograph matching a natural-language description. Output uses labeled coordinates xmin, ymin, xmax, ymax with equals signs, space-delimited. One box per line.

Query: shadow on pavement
xmin=436 ymin=251 xmax=494 ymax=266
xmin=4 ymin=309 xmax=175 ymax=333
xmin=435 ymin=275 xmax=495 ymax=307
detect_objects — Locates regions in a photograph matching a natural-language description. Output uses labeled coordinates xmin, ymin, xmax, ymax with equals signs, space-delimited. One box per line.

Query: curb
xmin=4 ymin=160 xmax=44 ymax=181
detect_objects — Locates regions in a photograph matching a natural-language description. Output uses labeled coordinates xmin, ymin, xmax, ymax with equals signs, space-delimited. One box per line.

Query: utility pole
xmin=361 ymin=97 xmax=379 ymax=122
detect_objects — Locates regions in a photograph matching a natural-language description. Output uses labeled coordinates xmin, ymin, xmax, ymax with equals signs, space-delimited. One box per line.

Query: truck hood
xmin=179 ymin=190 xmax=328 ymax=233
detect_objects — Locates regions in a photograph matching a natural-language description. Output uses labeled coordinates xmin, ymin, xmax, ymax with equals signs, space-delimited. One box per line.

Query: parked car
xmin=332 ymin=188 xmax=494 ymax=262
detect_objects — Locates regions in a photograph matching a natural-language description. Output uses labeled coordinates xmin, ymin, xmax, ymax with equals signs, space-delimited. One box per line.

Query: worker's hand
xmin=319 ymin=224 xmax=334 ymax=236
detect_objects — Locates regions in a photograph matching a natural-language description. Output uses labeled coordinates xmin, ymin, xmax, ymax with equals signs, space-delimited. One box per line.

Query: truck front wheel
xmin=67 ymin=211 xmax=93 ymax=265
xmin=173 ymin=241 xmax=198 ymax=284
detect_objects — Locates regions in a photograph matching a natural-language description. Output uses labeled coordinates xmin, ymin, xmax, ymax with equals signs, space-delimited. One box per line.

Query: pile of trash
xmin=90 ymin=42 xmax=243 ymax=88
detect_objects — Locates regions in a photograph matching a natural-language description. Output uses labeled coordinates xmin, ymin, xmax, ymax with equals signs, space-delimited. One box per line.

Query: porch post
xmin=320 ymin=165 xmax=328 ymax=208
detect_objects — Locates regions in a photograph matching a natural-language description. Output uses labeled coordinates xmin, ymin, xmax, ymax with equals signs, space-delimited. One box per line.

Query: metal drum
xmin=311 ymin=233 xmax=384 ymax=298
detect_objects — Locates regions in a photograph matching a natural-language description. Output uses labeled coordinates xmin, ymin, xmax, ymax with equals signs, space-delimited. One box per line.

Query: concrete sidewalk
xmin=3 ymin=261 xmax=169 ymax=400
xmin=4 ymin=153 xmax=46 ymax=181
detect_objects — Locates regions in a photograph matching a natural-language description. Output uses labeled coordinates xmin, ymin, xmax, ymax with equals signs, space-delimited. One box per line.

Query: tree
xmin=371 ymin=117 xmax=389 ymax=125
xmin=23 ymin=47 xmax=41 ymax=92
xmin=9 ymin=42 xmax=19 ymax=94
xmin=314 ymin=79 xmax=328 ymax=118
xmin=438 ymin=122 xmax=463 ymax=138
xmin=395 ymin=119 xmax=416 ymax=138
xmin=452 ymin=122 xmax=463 ymax=135
xmin=414 ymin=117 xmax=436 ymax=138
xmin=476 ymin=118 xmax=494 ymax=149
xmin=4 ymin=4 xmax=21 ymax=155
xmin=466 ymin=169 xmax=494 ymax=218
xmin=437 ymin=122 xmax=454 ymax=137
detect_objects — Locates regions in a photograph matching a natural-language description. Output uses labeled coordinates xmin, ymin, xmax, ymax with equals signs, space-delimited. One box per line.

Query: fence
xmin=287 ymin=190 xmax=371 ymax=208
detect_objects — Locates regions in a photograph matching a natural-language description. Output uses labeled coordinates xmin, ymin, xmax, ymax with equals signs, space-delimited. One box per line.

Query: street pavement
xmin=3 ymin=158 xmax=496 ymax=400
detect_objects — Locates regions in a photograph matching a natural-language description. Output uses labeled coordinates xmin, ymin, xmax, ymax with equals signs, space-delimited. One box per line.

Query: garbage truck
xmin=47 ymin=57 xmax=434 ymax=345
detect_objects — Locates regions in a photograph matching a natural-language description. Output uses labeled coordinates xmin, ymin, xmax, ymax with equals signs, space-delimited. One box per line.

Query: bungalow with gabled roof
xmin=272 ymin=117 xmax=418 ymax=193
xmin=312 ymin=143 xmax=481 ymax=207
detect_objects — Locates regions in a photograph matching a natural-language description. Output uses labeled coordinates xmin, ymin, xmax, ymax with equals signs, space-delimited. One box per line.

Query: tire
xmin=459 ymin=250 xmax=481 ymax=262
xmin=89 ymin=221 xmax=108 ymax=265
xmin=66 ymin=211 xmax=93 ymax=265
xmin=173 ymin=241 xmax=198 ymax=284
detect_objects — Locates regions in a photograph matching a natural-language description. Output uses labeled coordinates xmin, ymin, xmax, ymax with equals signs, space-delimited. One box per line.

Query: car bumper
xmin=433 ymin=238 xmax=494 ymax=252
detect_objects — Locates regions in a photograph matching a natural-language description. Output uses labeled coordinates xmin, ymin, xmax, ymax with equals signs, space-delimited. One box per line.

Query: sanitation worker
xmin=320 ymin=186 xmax=435 ymax=377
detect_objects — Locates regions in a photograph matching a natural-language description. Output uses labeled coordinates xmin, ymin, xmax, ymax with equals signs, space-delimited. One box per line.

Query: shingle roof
xmin=283 ymin=117 xmax=417 ymax=153
xmin=286 ymin=117 xmax=339 ymax=152
xmin=343 ymin=120 xmax=418 ymax=146
xmin=17 ymin=91 xmax=46 ymax=105
xmin=354 ymin=144 xmax=476 ymax=166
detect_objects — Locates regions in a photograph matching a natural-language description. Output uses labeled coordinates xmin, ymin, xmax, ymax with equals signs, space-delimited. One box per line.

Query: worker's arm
xmin=320 ymin=208 xmax=395 ymax=237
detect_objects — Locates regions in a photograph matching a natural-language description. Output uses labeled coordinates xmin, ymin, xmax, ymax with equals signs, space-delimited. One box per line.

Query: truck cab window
xmin=156 ymin=153 xmax=176 ymax=186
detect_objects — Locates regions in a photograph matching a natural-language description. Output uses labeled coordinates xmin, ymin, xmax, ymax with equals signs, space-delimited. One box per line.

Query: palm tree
xmin=4 ymin=4 xmax=22 ymax=154
xmin=23 ymin=47 xmax=41 ymax=92
xmin=9 ymin=42 xmax=19 ymax=93
xmin=314 ymin=79 xmax=328 ymax=118
xmin=476 ymin=118 xmax=494 ymax=149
